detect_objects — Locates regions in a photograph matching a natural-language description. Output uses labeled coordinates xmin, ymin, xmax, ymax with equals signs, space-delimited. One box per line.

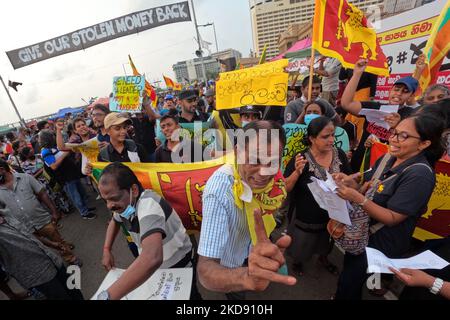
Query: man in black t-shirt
xmin=341 ymin=59 xmax=419 ymax=170
xmin=178 ymin=90 xmax=209 ymax=123
xmin=154 ymin=115 xmax=204 ymax=163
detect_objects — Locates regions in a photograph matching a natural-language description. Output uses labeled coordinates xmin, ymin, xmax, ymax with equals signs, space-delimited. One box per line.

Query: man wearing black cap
xmin=178 ymin=90 xmax=209 ymax=123
xmin=239 ymin=105 xmax=263 ymax=127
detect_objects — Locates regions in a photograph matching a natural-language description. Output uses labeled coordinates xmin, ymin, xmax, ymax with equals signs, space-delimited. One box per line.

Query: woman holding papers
xmin=285 ymin=116 xmax=351 ymax=276
xmin=333 ymin=113 xmax=445 ymax=300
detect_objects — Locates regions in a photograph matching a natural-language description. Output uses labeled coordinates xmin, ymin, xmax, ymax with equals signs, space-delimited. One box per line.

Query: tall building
xmin=172 ymin=49 xmax=243 ymax=82
xmin=249 ymin=0 xmax=385 ymax=59
xmin=172 ymin=57 xmax=220 ymax=83
xmin=211 ymin=49 xmax=242 ymax=62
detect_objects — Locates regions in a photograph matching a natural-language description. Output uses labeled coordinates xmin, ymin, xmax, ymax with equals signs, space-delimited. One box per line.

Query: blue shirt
xmin=97 ymin=131 xmax=110 ymax=143
xmin=198 ymin=166 xmax=252 ymax=268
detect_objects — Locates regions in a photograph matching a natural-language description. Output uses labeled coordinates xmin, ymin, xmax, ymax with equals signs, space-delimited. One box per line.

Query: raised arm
xmin=55 ymin=121 xmax=71 ymax=152
xmin=142 ymin=94 xmax=161 ymax=122
xmin=341 ymin=59 xmax=368 ymax=116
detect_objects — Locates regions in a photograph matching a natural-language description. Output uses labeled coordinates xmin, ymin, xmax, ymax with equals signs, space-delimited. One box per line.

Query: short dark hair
xmin=38 ymin=130 xmax=56 ymax=149
xmin=12 ymin=140 xmax=21 ymax=152
xmin=305 ymin=116 xmax=334 ymax=146
xmin=0 ymin=159 xmax=10 ymax=172
xmin=37 ymin=120 xmax=49 ymax=131
xmin=302 ymin=75 xmax=322 ymax=88
xmin=72 ymin=116 xmax=87 ymax=129
xmin=92 ymin=104 xmax=110 ymax=115
xmin=99 ymin=162 xmax=144 ymax=194
xmin=160 ymin=114 xmax=179 ymax=125
xmin=335 ymin=106 xmax=348 ymax=118
xmin=19 ymin=147 xmax=33 ymax=162
xmin=6 ymin=132 xmax=16 ymax=141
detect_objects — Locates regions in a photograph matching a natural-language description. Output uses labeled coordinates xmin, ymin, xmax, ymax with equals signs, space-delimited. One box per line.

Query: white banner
xmin=92 ymin=268 xmax=193 ymax=300
xmin=375 ymin=0 xmax=450 ymax=100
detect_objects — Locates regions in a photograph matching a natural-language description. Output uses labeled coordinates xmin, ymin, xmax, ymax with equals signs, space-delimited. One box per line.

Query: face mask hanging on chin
xmin=119 ymin=188 xmax=136 ymax=219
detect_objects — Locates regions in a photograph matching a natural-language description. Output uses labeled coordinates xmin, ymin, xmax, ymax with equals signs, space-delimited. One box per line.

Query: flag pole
xmin=308 ymin=48 xmax=315 ymax=101
xmin=191 ymin=0 xmax=208 ymax=83
xmin=0 ymin=75 xmax=26 ymax=127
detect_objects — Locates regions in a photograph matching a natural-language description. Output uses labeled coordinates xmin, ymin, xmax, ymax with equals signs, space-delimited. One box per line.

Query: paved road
xmin=2 ymin=182 xmax=398 ymax=300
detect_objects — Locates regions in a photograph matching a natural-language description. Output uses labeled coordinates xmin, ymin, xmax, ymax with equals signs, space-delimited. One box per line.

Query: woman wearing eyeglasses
xmin=331 ymin=113 xmax=445 ymax=300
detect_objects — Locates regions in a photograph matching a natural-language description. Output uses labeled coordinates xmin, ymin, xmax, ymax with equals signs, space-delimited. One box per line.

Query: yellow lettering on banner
xmin=216 ymin=59 xmax=289 ymax=110
xmin=377 ymin=17 xmax=437 ymax=46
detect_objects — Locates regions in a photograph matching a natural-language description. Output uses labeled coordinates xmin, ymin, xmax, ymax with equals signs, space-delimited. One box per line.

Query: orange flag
xmin=163 ymin=75 xmax=183 ymax=91
xmin=312 ymin=0 xmax=389 ymax=77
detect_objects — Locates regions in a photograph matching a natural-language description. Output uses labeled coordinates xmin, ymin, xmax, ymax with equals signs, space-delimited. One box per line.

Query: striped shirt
xmin=198 ymin=165 xmax=252 ymax=268
xmin=113 ymin=190 xmax=192 ymax=269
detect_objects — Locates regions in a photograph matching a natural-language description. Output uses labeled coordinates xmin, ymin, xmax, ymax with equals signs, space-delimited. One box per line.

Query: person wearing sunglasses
xmin=332 ymin=114 xmax=445 ymax=300
xmin=178 ymin=89 xmax=209 ymax=123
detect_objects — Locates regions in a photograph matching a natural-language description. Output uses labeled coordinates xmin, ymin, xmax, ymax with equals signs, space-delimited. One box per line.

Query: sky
xmin=0 ymin=0 xmax=254 ymax=126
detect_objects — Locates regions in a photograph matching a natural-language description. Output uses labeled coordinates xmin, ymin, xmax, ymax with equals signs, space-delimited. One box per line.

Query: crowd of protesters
xmin=0 ymin=52 xmax=449 ymax=301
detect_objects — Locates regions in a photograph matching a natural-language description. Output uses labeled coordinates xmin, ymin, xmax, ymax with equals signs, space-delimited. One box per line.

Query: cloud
xmin=0 ymin=1 xmax=253 ymax=125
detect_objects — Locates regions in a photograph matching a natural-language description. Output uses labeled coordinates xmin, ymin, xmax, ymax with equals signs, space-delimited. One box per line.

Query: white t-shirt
xmin=321 ymin=58 xmax=341 ymax=92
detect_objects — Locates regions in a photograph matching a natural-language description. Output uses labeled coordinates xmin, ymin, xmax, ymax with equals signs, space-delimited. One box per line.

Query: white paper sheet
xmin=307 ymin=176 xmax=352 ymax=226
xmin=359 ymin=105 xmax=399 ymax=129
xmin=91 ymin=268 xmax=193 ymax=300
xmin=379 ymin=105 xmax=399 ymax=113
xmin=366 ymin=247 xmax=450 ymax=274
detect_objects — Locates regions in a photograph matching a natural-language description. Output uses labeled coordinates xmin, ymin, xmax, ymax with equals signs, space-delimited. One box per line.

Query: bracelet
xmin=103 ymin=246 xmax=111 ymax=251
xmin=359 ymin=198 xmax=369 ymax=207
xmin=430 ymin=277 xmax=444 ymax=295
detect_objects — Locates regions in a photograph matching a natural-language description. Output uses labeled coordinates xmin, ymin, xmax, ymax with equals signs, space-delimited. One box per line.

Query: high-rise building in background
xmin=249 ymin=0 xmax=385 ymax=59
xmin=173 ymin=57 xmax=220 ymax=83
xmin=173 ymin=48 xmax=243 ymax=82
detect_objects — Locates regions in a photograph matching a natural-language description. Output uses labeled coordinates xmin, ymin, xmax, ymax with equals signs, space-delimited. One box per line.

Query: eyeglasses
xmin=388 ymin=129 xmax=421 ymax=142
xmin=92 ymin=113 xmax=105 ymax=118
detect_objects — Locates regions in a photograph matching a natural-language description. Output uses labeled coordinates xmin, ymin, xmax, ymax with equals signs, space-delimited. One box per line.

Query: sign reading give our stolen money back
xmin=110 ymin=76 xmax=146 ymax=113
xmin=6 ymin=1 xmax=191 ymax=69
xmin=216 ymin=59 xmax=289 ymax=110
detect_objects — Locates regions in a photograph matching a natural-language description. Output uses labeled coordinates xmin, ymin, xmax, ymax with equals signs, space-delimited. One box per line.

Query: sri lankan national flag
xmin=163 ymin=75 xmax=183 ymax=91
xmin=128 ymin=55 xmax=157 ymax=108
xmin=92 ymin=157 xmax=227 ymax=233
xmin=312 ymin=0 xmax=389 ymax=76
xmin=419 ymin=1 xmax=450 ymax=93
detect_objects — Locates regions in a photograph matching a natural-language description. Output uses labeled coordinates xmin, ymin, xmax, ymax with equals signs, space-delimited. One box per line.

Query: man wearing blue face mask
xmin=96 ymin=162 xmax=201 ymax=300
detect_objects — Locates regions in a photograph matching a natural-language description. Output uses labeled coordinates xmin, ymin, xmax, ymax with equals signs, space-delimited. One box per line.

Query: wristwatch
xmin=97 ymin=290 xmax=110 ymax=300
xmin=429 ymin=277 xmax=444 ymax=295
